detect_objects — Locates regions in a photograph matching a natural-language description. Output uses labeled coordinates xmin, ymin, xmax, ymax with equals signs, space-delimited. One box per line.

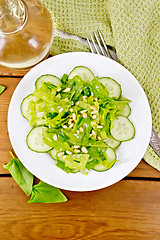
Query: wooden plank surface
xmin=1 ymin=63 xmax=160 ymax=240
xmin=0 ymin=177 xmax=160 ymax=240
xmin=0 ymin=77 xmax=160 ymax=178
xmin=0 ymin=65 xmax=28 ymax=77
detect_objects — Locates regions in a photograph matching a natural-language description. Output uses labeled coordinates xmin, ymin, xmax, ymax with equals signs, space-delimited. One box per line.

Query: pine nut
xmin=59 ymin=108 xmax=63 ymax=113
xmin=57 ymin=88 xmax=61 ymax=92
xmin=90 ymin=106 xmax=97 ymax=111
xmin=68 ymin=119 xmax=73 ymax=124
xmin=81 ymin=147 xmax=88 ymax=153
xmin=74 ymin=145 xmax=80 ymax=149
xmin=74 ymin=149 xmax=81 ymax=153
xmin=97 ymin=136 xmax=102 ymax=140
xmin=58 ymin=152 xmax=64 ymax=157
xmin=83 ymin=113 xmax=87 ymax=118
xmin=70 ymin=108 xmax=74 ymax=112
xmin=66 ymin=150 xmax=72 ymax=155
xmin=69 ymin=123 xmax=74 ymax=128
xmin=72 ymin=113 xmax=76 ymax=121
xmin=92 ymin=115 xmax=97 ymax=119
xmin=83 ymin=96 xmax=87 ymax=100
xmin=80 ymin=109 xmax=87 ymax=114
xmin=53 ymin=134 xmax=58 ymax=141
xmin=63 ymin=88 xmax=71 ymax=92
xmin=79 ymin=127 xmax=84 ymax=133
xmin=62 ymin=125 xmax=67 ymax=129
xmin=77 ymin=130 xmax=80 ymax=134
xmin=91 ymin=110 xmax=98 ymax=114
xmin=97 ymin=125 xmax=103 ymax=129
xmin=92 ymin=130 xmax=96 ymax=136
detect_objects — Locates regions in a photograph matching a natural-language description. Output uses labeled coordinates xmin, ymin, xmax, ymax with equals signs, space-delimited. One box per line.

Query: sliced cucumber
xmin=111 ymin=116 xmax=135 ymax=141
xmin=26 ymin=126 xmax=52 ymax=153
xmin=68 ymin=66 xmax=95 ymax=81
xmin=21 ymin=94 xmax=38 ymax=120
xmin=93 ymin=147 xmax=116 ymax=172
xmin=118 ymin=95 xmax=131 ymax=103
xmin=117 ymin=103 xmax=131 ymax=117
xmin=35 ymin=74 xmax=61 ymax=89
xmin=103 ymin=137 xmax=121 ymax=149
xmin=50 ymin=149 xmax=57 ymax=159
xmin=50 ymin=149 xmax=65 ymax=162
xmin=99 ymin=77 xmax=122 ymax=99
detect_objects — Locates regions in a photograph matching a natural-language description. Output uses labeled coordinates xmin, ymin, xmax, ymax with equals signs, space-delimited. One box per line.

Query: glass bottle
xmin=0 ymin=0 xmax=54 ymax=69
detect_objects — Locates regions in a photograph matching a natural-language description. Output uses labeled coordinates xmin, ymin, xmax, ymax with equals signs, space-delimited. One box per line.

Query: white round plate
xmin=8 ymin=52 xmax=152 ymax=191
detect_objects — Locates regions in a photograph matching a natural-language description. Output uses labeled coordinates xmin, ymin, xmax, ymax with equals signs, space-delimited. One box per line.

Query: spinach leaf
xmin=61 ymin=74 xmax=68 ymax=84
xmin=28 ymin=181 xmax=67 ymax=203
xmin=3 ymin=152 xmax=33 ymax=196
xmin=90 ymin=77 xmax=109 ymax=99
xmin=68 ymin=76 xmax=84 ymax=101
xmin=86 ymin=159 xmax=99 ymax=170
xmin=0 ymin=85 xmax=5 ymax=95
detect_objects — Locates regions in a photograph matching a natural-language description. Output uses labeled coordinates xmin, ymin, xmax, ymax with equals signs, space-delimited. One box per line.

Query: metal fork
xmin=87 ymin=30 xmax=160 ymax=157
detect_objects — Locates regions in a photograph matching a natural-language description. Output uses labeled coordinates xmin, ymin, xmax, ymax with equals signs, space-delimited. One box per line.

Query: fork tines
xmin=87 ymin=30 xmax=112 ymax=58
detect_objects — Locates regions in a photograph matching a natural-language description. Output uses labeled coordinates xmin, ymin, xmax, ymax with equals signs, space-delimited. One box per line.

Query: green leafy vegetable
xmin=4 ymin=152 xmax=68 ymax=203
xmin=3 ymin=152 xmax=33 ymax=196
xmin=86 ymin=159 xmax=99 ymax=170
xmin=20 ymin=66 xmax=134 ymax=174
xmin=62 ymin=154 xmax=89 ymax=172
xmin=28 ymin=181 xmax=67 ymax=203
xmin=90 ymin=77 xmax=109 ymax=99
xmin=0 ymin=85 xmax=5 ymax=95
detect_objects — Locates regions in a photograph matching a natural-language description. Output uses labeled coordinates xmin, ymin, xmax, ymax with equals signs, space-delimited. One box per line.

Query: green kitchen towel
xmin=42 ymin=0 xmax=160 ymax=170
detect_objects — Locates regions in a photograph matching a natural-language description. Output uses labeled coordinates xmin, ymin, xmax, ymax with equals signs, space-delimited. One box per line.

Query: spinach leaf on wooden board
xmin=28 ymin=181 xmax=67 ymax=203
xmin=3 ymin=152 xmax=33 ymax=196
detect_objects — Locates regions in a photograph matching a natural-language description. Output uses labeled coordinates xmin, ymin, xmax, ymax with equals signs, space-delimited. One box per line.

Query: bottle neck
xmin=0 ymin=0 xmax=28 ymax=34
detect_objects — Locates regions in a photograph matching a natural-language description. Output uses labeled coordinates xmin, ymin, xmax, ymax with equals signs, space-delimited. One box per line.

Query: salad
xmin=21 ymin=66 xmax=135 ymax=174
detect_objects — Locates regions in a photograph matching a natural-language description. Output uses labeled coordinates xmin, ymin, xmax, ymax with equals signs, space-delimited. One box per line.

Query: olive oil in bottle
xmin=0 ymin=0 xmax=54 ymax=69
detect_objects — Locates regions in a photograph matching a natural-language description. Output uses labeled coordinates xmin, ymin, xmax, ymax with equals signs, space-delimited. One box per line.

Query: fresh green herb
xmin=4 ymin=152 xmax=67 ymax=203
xmin=20 ymin=66 xmax=135 ymax=173
xmin=28 ymin=181 xmax=67 ymax=203
xmin=3 ymin=152 xmax=33 ymax=196
xmin=0 ymin=85 xmax=5 ymax=95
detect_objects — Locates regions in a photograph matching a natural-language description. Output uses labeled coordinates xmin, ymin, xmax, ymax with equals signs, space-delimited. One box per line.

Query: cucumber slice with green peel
xmin=117 ymin=103 xmax=131 ymax=117
xmin=103 ymin=137 xmax=121 ymax=149
xmin=26 ymin=126 xmax=52 ymax=153
xmin=93 ymin=147 xmax=116 ymax=172
xmin=68 ymin=66 xmax=95 ymax=81
xmin=50 ymin=149 xmax=65 ymax=162
xmin=50 ymin=149 xmax=57 ymax=159
xmin=35 ymin=74 xmax=61 ymax=89
xmin=111 ymin=116 xmax=135 ymax=141
xmin=21 ymin=94 xmax=39 ymax=120
xmin=99 ymin=77 xmax=122 ymax=99
xmin=118 ymin=95 xmax=131 ymax=103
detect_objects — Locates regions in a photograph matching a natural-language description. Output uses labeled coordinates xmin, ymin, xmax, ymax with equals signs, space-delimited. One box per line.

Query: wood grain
xmin=0 ymin=77 xmax=160 ymax=178
xmin=0 ymin=177 xmax=160 ymax=240
xmin=1 ymin=62 xmax=160 ymax=240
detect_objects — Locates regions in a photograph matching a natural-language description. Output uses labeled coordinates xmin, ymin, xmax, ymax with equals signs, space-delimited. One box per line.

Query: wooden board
xmin=0 ymin=177 xmax=160 ymax=240
xmin=1 ymin=63 xmax=160 ymax=240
